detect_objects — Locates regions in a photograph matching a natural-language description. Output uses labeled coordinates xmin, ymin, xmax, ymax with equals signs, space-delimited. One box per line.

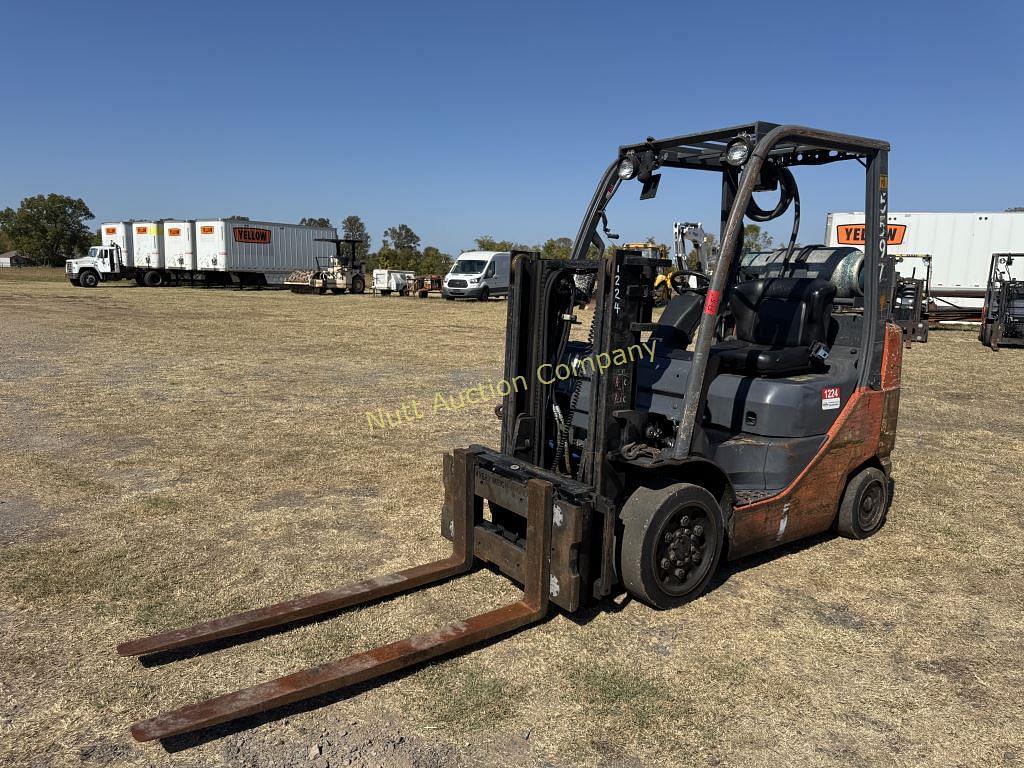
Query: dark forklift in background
xmin=118 ymin=122 xmax=904 ymax=742
xmin=892 ymin=254 xmax=932 ymax=346
xmin=980 ymin=253 xmax=1024 ymax=349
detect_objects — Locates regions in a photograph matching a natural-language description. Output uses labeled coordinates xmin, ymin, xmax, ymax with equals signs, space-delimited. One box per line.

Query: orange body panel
xmin=728 ymin=322 xmax=903 ymax=559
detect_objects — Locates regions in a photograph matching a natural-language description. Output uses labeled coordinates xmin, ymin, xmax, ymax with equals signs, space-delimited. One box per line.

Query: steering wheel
xmin=669 ymin=269 xmax=711 ymax=296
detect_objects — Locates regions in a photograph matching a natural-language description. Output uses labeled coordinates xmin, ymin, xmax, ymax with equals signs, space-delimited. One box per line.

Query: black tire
xmin=330 ymin=287 xmax=344 ymax=295
xmin=980 ymin=322 xmax=992 ymax=347
xmin=444 ymin=295 xmax=455 ymax=301
xmin=134 ymin=274 xmax=146 ymax=286
xmin=350 ymin=274 xmax=365 ymax=294
xmin=620 ymin=483 xmax=725 ymax=609
xmin=418 ymin=290 xmax=429 ymax=298
xmin=836 ymin=467 xmax=889 ymax=539
xmin=143 ymin=270 xmax=164 ymax=287
xmin=79 ymin=270 xmax=99 ymax=288
xmin=69 ymin=279 xmax=81 ymax=287
xmin=477 ymin=286 xmax=490 ymax=302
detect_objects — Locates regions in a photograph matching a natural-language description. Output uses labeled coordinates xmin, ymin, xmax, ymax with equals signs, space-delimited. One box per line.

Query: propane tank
xmin=739 ymin=245 xmax=865 ymax=298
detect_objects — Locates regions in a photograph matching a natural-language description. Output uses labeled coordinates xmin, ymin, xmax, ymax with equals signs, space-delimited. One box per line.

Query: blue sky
xmin=2 ymin=0 xmax=1021 ymax=254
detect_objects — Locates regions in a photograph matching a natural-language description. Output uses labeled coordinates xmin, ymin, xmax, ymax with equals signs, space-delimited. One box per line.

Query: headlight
xmin=724 ymin=136 xmax=753 ymax=166
xmin=468 ymin=277 xmax=479 ymax=284
xmin=617 ymin=154 xmax=638 ymax=180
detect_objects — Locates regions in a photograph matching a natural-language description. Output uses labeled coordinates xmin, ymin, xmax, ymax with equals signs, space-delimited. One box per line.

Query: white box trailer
xmin=825 ymin=211 xmax=1024 ymax=309
xmin=131 ymin=221 xmax=165 ymax=269
xmin=195 ymin=219 xmax=337 ymax=285
xmin=372 ymin=269 xmax=416 ymax=295
xmin=100 ymin=222 xmax=135 ymax=268
xmin=163 ymin=221 xmax=197 ymax=270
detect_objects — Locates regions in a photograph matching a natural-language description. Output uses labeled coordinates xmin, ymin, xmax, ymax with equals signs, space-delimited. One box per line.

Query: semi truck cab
xmin=66 ymin=245 xmax=125 ymax=287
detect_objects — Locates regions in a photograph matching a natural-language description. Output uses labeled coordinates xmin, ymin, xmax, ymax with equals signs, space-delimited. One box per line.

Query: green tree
xmin=341 ymin=215 xmax=371 ymax=264
xmin=473 ymin=235 xmax=530 ymax=252
xmin=0 ymin=227 xmax=13 ymax=253
xmin=540 ymin=237 xmax=573 ymax=260
xmin=299 ymin=216 xmax=332 ymax=227
xmin=383 ymin=224 xmax=421 ymax=252
xmin=742 ymin=224 xmax=774 ymax=253
xmin=0 ymin=194 xmax=95 ymax=266
xmin=418 ymin=246 xmax=453 ymax=274
xmin=375 ymin=224 xmax=422 ymax=271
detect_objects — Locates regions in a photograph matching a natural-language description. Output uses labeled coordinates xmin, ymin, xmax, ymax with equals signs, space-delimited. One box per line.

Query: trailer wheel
xmin=79 ymin=270 xmax=100 ymax=288
xmin=836 ymin=467 xmax=888 ymax=539
xmin=620 ymin=483 xmax=724 ymax=610
xmin=143 ymin=270 xmax=165 ymax=287
xmin=350 ymin=275 xmax=365 ymax=294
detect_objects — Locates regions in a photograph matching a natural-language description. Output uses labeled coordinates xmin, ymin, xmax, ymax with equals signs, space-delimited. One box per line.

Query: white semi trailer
xmin=66 ymin=219 xmax=337 ymax=289
xmin=164 ymin=221 xmax=197 ymax=271
xmin=825 ymin=211 xmax=1024 ymax=315
xmin=195 ymin=219 xmax=337 ymax=287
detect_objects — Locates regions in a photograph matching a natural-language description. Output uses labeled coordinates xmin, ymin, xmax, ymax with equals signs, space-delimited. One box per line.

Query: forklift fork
xmin=119 ymin=448 xmax=553 ymax=742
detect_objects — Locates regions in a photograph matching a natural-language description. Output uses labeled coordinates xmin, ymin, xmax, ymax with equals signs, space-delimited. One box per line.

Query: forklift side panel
xmin=728 ymin=322 xmax=903 ymax=559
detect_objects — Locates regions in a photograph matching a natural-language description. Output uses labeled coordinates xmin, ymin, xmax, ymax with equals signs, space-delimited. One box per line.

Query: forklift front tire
xmin=620 ymin=483 xmax=724 ymax=610
xmin=836 ymin=466 xmax=888 ymax=539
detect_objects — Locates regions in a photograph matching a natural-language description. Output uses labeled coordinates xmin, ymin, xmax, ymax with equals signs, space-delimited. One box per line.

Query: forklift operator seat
xmin=716 ymin=277 xmax=836 ymax=376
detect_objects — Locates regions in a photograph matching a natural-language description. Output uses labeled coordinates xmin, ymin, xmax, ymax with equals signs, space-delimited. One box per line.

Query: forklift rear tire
xmin=836 ymin=467 xmax=888 ymax=539
xmin=79 ymin=271 xmax=99 ymax=288
xmin=620 ymin=483 xmax=724 ymax=610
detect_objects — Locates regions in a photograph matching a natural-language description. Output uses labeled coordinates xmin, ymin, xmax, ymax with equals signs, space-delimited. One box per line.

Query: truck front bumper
xmin=442 ymin=284 xmax=483 ymax=299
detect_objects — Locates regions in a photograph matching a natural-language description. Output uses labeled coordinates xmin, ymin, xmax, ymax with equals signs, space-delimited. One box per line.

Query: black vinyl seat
xmin=715 ymin=277 xmax=836 ymax=376
xmin=651 ymin=292 xmax=704 ymax=348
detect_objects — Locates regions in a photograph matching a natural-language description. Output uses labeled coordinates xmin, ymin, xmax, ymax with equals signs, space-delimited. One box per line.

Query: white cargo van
xmin=442 ymin=251 xmax=510 ymax=301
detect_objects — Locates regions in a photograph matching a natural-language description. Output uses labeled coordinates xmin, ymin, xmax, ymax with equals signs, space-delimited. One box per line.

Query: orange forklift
xmin=119 ymin=122 xmax=902 ymax=741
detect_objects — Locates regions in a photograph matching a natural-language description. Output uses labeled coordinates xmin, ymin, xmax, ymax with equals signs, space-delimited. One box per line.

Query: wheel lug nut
xmin=660 ymin=558 xmax=671 ymax=570
xmin=679 ymin=516 xmax=690 ymax=527
xmin=692 ymin=551 xmax=702 ymax=563
xmin=693 ymin=524 xmax=704 ymax=537
xmin=674 ymin=568 xmax=686 ymax=579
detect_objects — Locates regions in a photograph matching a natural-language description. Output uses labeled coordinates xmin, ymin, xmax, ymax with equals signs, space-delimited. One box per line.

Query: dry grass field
xmin=1 ymin=275 xmax=1022 ymax=768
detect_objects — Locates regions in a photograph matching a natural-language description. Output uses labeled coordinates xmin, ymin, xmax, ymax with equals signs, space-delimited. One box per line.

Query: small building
xmin=0 ymin=251 xmax=28 ymax=268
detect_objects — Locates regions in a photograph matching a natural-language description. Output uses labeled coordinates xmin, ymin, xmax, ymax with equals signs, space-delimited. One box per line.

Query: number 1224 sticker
xmin=821 ymin=387 xmax=841 ymax=410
